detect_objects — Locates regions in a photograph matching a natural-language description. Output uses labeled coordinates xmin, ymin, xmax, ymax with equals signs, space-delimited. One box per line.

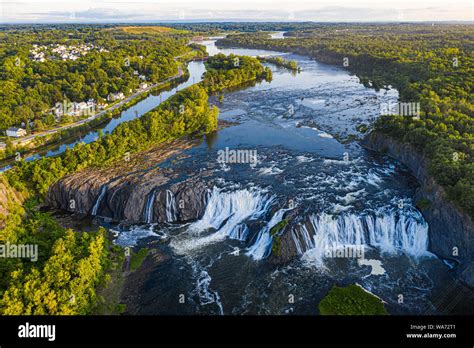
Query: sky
xmin=1 ymin=0 xmax=473 ymax=23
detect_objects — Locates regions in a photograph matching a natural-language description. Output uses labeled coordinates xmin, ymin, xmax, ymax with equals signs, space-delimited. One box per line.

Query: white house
xmin=107 ymin=92 xmax=125 ymax=102
xmin=6 ymin=127 xmax=27 ymax=138
xmin=139 ymin=82 xmax=148 ymax=89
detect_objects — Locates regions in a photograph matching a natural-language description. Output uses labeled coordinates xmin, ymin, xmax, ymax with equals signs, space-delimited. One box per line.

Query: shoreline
xmin=0 ymin=56 xmax=192 ymax=165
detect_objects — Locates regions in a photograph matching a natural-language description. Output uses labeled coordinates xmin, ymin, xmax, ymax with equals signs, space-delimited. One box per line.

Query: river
xmin=10 ymin=34 xmax=470 ymax=314
xmin=99 ymin=37 xmax=474 ymax=315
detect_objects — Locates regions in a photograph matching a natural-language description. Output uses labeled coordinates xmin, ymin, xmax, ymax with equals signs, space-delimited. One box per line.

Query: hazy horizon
xmin=1 ymin=0 xmax=473 ymax=24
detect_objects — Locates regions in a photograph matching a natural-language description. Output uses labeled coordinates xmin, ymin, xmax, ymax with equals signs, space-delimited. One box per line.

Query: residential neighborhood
xmin=1 ymin=35 xmax=187 ymax=150
xmin=30 ymin=43 xmax=108 ymax=62
xmin=53 ymin=99 xmax=102 ymax=118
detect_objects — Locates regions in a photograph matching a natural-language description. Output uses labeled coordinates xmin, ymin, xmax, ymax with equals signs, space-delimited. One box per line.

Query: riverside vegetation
xmin=318 ymin=284 xmax=389 ymax=315
xmin=0 ymin=46 xmax=272 ymax=314
xmin=257 ymin=56 xmax=299 ymax=71
xmin=202 ymin=53 xmax=272 ymax=92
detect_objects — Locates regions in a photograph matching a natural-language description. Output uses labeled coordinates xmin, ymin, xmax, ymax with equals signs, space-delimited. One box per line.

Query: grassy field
xmin=117 ymin=26 xmax=188 ymax=35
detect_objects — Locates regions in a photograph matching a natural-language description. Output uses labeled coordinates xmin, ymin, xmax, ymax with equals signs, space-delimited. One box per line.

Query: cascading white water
xmin=144 ymin=190 xmax=156 ymax=223
xmin=300 ymin=209 xmax=429 ymax=262
xmin=365 ymin=211 xmax=429 ymax=254
xmin=189 ymin=186 xmax=275 ymax=236
xmin=165 ymin=190 xmax=177 ymax=222
xmin=91 ymin=185 xmax=107 ymax=216
xmin=291 ymin=224 xmax=315 ymax=255
xmin=246 ymin=208 xmax=288 ymax=260
xmin=170 ymin=186 xmax=275 ymax=254
xmin=115 ymin=224 xmax=163 ymax=247
xmin=229 ymin=224 xmax=250 ymax=241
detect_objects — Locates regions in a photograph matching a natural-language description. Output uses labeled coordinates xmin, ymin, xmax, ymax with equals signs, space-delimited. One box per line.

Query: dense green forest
xmin=0 ymin=174 xmax=110 ymax=314
xmin=257 ymin=56 xmax=299 ymax=71
xmin=0 ymin=27 xmax=190 ymax=132
xmin=318 ymin=284 xmax=388 ymax=315
xmin=202 ymin=53 xmax=272 ymax=92
xmin=218 ymin=25 xmax=474 ymax=217
xmin=163 ymin=22 xmax=321 ymax=33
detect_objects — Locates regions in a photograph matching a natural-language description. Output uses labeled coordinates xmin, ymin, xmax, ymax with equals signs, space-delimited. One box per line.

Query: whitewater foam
xmin=170 ymin=187 xmax=275 ymax=254
xmin=114 ymin=224 xmax=162 ymax=247
xmin=258 ymin=166 xmax=283 ymax=175
xmin=190 ymin=261 xmax=224 ymax=315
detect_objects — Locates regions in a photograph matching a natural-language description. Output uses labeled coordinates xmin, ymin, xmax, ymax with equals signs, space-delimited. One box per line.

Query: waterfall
xmin=91 ymin=185 xmax=107 ymax=216
xmin=170 ymin=186 xmax=275 ymax=254
xmin=299 ymin=209 xmax=429 ymax=262
xmin=229 ymin=224 xmax=249 ymax=241
xmin=189 ymin=186 xmax=275 ymax=237
xmin=246 ymin=208 xmax=288 ymax=260
xmin=165 ymin=190 xmax=177 ymax=222
xmin=144 ymin=190 xmax=156 ymax=223
xmin=291 ymin=224 xmax=315 ymax=255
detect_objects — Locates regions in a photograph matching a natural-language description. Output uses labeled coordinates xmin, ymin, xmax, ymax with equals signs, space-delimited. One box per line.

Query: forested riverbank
xmin=0 ymin=26 xmax=199 ymax=161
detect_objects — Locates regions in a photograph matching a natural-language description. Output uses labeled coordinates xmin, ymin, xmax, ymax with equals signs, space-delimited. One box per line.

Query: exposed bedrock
xmin=47 ymin=166 xmax=211 ymax=224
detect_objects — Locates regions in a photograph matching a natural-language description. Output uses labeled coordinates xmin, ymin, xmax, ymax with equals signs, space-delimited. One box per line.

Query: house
xmin=6 ymin=127 xmax=27 ymax=138
xmin=72 ymin=102 xmax=90 ymax=116
xmin=139 ymin=82 xmax=148 ymax=89
xmin=107 ymin=92 xmax=125 ymax=102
